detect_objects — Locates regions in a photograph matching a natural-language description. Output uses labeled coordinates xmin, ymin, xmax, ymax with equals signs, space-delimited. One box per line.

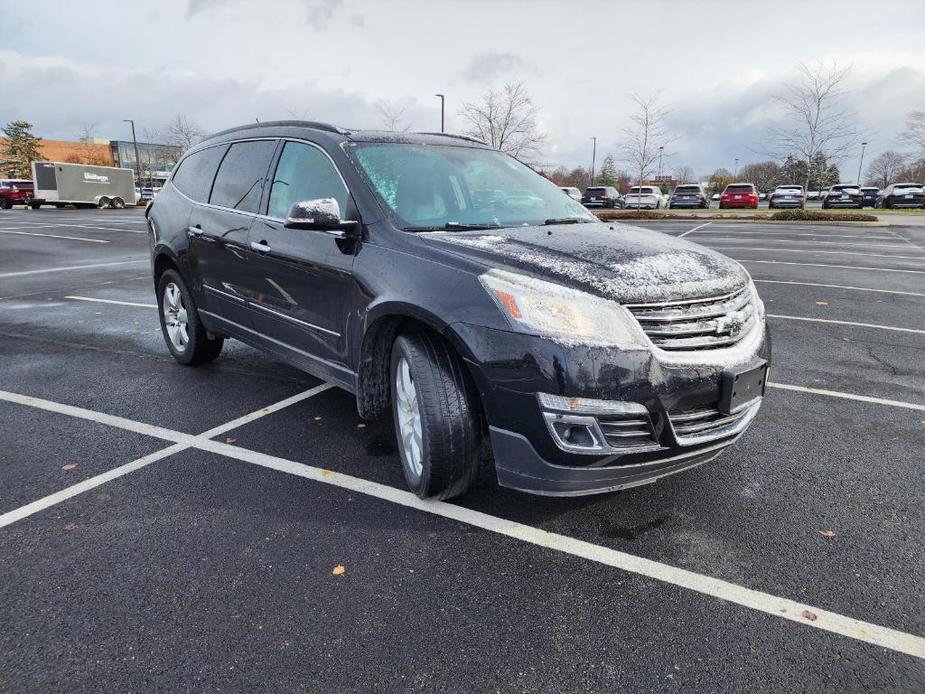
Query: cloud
xmin=460 ymin=52 xmax=538 ymax=84
xmin=186 ymin=0 xmax=351 ymax=27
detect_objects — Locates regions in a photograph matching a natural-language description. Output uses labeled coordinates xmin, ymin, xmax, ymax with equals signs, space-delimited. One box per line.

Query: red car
xmin=0 ymin=179 xmax=35 ymax=209
xmin=719 ymin=183 xmax=759 ymax=209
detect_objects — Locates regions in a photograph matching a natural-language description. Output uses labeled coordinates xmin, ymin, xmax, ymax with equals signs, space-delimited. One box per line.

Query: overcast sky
xmin=2 ymin=0 xmax=923 ymax=177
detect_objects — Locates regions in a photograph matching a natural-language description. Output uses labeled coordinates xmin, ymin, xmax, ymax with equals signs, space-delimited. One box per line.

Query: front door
xmin=244 ymin=140 xmax=358 ymax=385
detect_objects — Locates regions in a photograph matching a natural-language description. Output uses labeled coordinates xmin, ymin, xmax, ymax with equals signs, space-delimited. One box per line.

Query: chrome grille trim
xmin=624 ymin=285 xmax=756 ymax=351
xmin=668 ymin=400 xmax=761 ymax=445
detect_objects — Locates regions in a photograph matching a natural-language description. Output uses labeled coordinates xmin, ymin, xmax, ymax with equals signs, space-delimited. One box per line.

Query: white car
xmin=560 ymin=186 xmax=582 ymax=201
xmin=624 ymin=185 xmax=667 ymax=209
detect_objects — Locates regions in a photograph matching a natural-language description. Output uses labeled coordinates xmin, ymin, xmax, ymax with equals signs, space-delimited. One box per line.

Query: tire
xmin=97 ymin=197 xmax=110 ymax=209
xmin=1 ymin=200 xmax=11 ymax=210
xmin=156 ymin=269 xmax=224 ymax=366
xmin=390 ymin=332 xmax=481 ymax=500
xmin=30 ymin=201 xmax=41 ymax=209
xmin=54 ymin=204 xmax=64 ymax=209
xmin=111 ymin=197 xmax=125 ymax=209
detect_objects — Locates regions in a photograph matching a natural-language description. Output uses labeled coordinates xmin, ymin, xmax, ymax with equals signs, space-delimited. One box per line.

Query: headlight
xmin=479 ymin=269 xmax=646 ymax=348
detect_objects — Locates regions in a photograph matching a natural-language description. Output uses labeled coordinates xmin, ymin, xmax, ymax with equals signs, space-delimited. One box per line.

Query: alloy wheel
xmin=162 ymin=282 xmax=189 ymax=352
xmin=395 ymin=356 xmax=423 ymax=477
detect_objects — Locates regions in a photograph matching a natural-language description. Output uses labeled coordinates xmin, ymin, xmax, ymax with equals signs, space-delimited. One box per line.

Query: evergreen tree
xmin=597 ymin=155 xmax=619 ymax=186
xmin=1 ymin=120 xmax=43 ymax=179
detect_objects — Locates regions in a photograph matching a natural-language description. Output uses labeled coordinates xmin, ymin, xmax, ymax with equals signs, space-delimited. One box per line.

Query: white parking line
xmin=0 ymin=230 xmax=110 ymax=244
xmin=714 ymin=246 xmax=925 ymax=261
xmin=768 ymin=314 xmax=925 ymax=335
xmin=0 ymin=259 xmax=147 ymax=279
xmin=739 ymin=260 xmax=925 ymax=275
xmin=703 ymin=237 xmax=922 ymax=251
xmin=754 ymin=279 xmax=925 ymax=298
xmin=678 ymin=222 xmax=712 ymax=238
xmin=0 ymin=387 xmax=921 ymax=659
xmin=768 ymin=383 xmax=925 ymax=412
xmin=697 ymin=231 xmax=899 ymax=241
xmin=65 ymin=295 xmax=157 ymax=309
xmin=0 ymin=384 xmax=332 ymax=529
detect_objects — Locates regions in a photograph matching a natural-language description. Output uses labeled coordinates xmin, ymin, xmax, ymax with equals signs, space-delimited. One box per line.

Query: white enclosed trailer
xmin=31 ymin=161 xmax=137 ymax=209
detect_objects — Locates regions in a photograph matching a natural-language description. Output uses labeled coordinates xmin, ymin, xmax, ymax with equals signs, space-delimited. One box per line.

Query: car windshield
xmin=674 ymin=186 xmax=700 ymax=193
xmin=628 ymin=187 xmax=655 ymax=194
xmin=349 ymin=143 xmax=595 ymax=231
xmin=726 ymin=185 xmax=754 ymax=192
xmin=586 ymin=187 xmax=608 ymax=194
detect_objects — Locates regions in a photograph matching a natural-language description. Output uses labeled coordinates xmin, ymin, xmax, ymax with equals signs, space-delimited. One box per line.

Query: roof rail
xmin=204 ymin=120 xmax=347 ymax=140
xmin=417 ymin=132 xmax=488 ymax=146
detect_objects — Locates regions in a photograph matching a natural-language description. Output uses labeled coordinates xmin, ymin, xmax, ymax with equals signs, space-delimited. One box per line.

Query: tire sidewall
xmin=157 ymin=269 xmax=199 ymax=365
xmin=390 ymin=336 xmax=431 ymax=495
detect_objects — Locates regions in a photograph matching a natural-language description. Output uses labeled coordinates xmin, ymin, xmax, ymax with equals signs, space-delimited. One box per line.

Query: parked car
xmin=668 ymin=183 xmax=709 ymax=209
xmin=560 ymin=186 xmax=582 ymax=201
xmin=581 ymin=186 xmax=622 ymax=209
xmin=859 ymin=187 xmax=880 ymax=208
xmin=821 ymin=183 xmax=863 ymax=209
xmin=0 ymin=179 xmax=35 ymax=208
xmin=806 ymin=190 xmax=820 ymax=200
xmin=719 ymin=183 xmax=758 ymax=209
xmin=711 ymin=192 xmax=720 ymax=202
xmin=147 ymin=121 xmax=770 ymax=500
xmin=623 ymin=185 xmax=666 ymax=209
xmin=876 ymin=182 xmax=925 ymax=209
xmin=767 ymin=184 xmax=805 ymax=209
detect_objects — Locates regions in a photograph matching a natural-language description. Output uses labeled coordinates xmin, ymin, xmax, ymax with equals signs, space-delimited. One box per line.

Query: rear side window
xmin=172 ymin=145 xmax=228 ymax=203
xmin=210 ymin=140 xmax=277 ymax=213
xmin=268 ymin=141 xmax=349 ymax=219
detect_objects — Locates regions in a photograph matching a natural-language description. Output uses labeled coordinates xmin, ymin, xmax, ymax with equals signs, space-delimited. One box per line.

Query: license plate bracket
xmin=719 ymin=361 xmax=768 ymax=415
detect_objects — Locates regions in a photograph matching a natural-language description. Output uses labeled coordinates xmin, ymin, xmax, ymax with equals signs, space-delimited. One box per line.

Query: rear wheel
xmin=156 ymin=269 xmax=224 ymax=366
xmin=97 ymin=197 xmax=110 ymax=209
xmin=390 ymin=333 xmax=481 ymax=500
xmin=111 ymin=197 xmax=125 ymax=209
xmin=1 ymin=200 xmax=11 ymax=209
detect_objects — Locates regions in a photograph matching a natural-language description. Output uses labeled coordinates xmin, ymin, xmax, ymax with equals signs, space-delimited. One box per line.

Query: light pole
xmin=733 ymin=158 xmax=739 ymax=179
xmin=123 ymin=119 xmax=143 ymax=188
xmin=435 ymin=94 xmax=445 ymax=133
xmin=589 ymin=137 xmax=597 ymax=187
xmin=856 ymin=141 xmax=868 ymax=185
xmin=657 ymin=146 xmax=664 ymax=179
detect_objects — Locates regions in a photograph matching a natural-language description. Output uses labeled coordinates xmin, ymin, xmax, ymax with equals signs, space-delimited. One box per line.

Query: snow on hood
xmin=426 ymin=222 xmax=748 ymax=304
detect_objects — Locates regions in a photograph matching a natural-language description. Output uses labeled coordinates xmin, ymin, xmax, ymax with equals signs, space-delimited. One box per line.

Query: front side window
xmin=349 ymin=143 xmax=594 ymax=230
xmin=171 ymin=145 xmax=228 ymax=203
xmin=210 ymin=140 xmax=277 ymax=213
xmin=267 ymin=141 xmax=349 ymax=220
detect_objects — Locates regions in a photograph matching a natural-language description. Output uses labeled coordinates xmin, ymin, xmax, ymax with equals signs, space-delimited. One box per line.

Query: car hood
xmin=425 ymin=222 xmax=749 ymax=304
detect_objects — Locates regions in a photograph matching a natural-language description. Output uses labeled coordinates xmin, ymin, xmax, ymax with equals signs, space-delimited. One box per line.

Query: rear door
xmin=187 ymin=139 xmax=278 ymax=328
xmin=244 ymin=140 xmax=357 ymax=381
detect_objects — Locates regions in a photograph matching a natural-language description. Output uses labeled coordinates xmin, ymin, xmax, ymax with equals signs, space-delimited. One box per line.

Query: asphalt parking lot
xmin=1 ymin=207 xmax=924 ymax=691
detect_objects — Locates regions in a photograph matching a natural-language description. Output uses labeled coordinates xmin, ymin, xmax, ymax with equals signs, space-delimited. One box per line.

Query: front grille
xmin=669 ymin=405 xmax=752 ymax=439
xmin=597 ymin=414 xmax=658 ymax=449
xmin=625 ymin=285 xmax=756 ymax=351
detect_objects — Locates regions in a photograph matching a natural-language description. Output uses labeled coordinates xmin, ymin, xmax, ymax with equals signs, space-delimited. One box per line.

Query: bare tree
xmin=738 ymin=160 xmax=782 ymax=191
xmin=765 ymin=61 xmax=860 ymax=192
xmin=617 ymin=93 xmax=676 ymax=187
xmin=865 ymin=150 xmax=906 ymax=188
xmin=459 ymin=82 xmax=547 ymax=159
xmin=900 ymin=110 xmax=925 ymax=157
xmin=76 ymin=123 xmax=109 ymax=166
xmin=165 ymin=114 xmax=205 ymax=152
xmin=375 ymin=99 xmax=411 ymax=132
xmin=674 ymin=165 xmax=697 ymax=184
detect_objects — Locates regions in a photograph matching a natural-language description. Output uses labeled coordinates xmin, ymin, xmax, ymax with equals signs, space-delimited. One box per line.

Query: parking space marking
xmin=0 ymin=384 xmax=332 ymax=528
xmin=739 ymin=260 xmax=925 ymax=275
xmin=0 ymin=260 xmax=147 ymax=279
xmin=703 ymin=237 xmax=923 ymax=251
xmin=71 ymin=224 xmax=147 ymax=234
xmin=714 ymin=246 xmax=925 ymax=261
xmin=753 ymin=279 xmax=925 ymax=297
xmin=697 ymin=231 xmax=900 ymax=241
xmin=767 ymin=383 xmax=925 ymax=412
xmin=2 ymin=388 xmax=925 ymax=658
xmin=0 ymin=230 xmax=110 ymax=244
xmin=768 ymin=314 xmax=925 ymax=335
xmin=678 ymin=222 xmax=712 ymax=238
xmin=64 ymin=295 xmax=157 ymax=308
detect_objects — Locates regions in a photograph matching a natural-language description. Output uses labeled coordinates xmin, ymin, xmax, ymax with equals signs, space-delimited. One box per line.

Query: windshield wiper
xmin=443 ymin=222 xmax=505 ymax=231
xmin=544 ymin=217 xmax=592 ymax=225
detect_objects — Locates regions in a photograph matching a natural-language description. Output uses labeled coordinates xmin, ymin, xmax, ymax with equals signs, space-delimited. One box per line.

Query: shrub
xmin=770 ymin=209 xmax=878 ymax=222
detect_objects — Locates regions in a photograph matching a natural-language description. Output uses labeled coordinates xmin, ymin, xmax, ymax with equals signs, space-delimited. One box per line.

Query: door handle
xmin=187 ymin=225 xmax=203 ymax=238
xmin=250 ymin=240 xmax=272 ymax=254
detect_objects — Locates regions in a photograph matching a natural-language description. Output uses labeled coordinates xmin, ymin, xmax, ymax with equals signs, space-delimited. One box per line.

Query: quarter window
xmin=209 ymin=140 xmax=277 ymax=213
xmin=268 ymin=142 xmax=349 ymax=220
xmin=171 ymin=145 xmax=228 ymax=203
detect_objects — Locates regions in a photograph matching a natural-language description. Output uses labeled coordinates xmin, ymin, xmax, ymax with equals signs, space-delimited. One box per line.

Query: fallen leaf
xmin=818 ymin=530 xmax=836 ymax=539
xmin=815 ymin=301 xmax=829 ymax=306
xmin=62 ymin=464 xmax=77 ymax=471
xmin=802 ymin=609 xmax=818 ymax=621
xmin=314 ymin=416 xmax=323 ymax=421
xmin=225 ymin=437 xmax=237 ymax=444
xmin=332 ymin=565 xmax=345 ymax=576
xmin=356 ymin=423 xmax=367 ymax=429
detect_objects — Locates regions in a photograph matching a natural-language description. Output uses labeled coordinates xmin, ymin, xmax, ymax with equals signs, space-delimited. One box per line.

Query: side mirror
xmin=284 ymin=198 xmax=359 ymax=237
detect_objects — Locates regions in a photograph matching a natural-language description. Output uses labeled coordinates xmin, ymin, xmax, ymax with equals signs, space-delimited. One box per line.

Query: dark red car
xmin=0 ymin=179 xmax=35 ymax=208
xmin=719 ymin=183 xmax=758 ymax=209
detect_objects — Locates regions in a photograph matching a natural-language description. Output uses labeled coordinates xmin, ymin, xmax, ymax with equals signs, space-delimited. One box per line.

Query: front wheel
xmin=157 ymin=269 xmax=224 ymax=366
xmin=390 ymin=333 xmax=481 ymax=500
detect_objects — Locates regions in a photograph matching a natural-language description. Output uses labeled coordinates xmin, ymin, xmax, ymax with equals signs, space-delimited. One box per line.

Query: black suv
xmin=581 ymin=186 xmax=622 ymax=209
xmin=668 ymin=184 xmax=709 ymax=209
xmin=147 ymin=121 xmax=770 ymax=499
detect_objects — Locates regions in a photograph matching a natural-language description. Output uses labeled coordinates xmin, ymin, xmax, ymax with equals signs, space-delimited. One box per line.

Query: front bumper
xmin=452 ymin=321 xmax=771 ymax=496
